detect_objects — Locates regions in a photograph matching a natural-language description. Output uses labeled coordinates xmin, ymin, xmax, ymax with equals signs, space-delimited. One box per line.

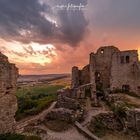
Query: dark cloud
xmin=0 ymin=0 xmax=88 ymax=46
xmin=0 ymin=0 xmax=55 ymax=43
xmin=89 ymin=0 xmax=140 ymax=30
xmin=58 ymin=10 xmax=88 ymax=45
xmin=50 ymin=0 xmax=88 ymax=45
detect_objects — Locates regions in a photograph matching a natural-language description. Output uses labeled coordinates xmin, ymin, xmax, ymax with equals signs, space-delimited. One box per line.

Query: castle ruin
xmin=0 ymin=52 xmax=18 ymax=134
xmin=71 ymin=46 xmax=140 ymax=100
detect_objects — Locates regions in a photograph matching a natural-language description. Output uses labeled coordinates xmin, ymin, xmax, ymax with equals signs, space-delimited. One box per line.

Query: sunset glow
xmin=138 ymin=48 xmax=140 ymax=60
xmin=0 ymin=0 xmax=140 ymax=74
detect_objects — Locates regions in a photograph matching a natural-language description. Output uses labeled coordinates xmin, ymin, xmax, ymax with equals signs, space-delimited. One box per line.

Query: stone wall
xmin=111 ymin=50 xmax=140 ymax=94
xmin=93 ymin=46 xmax=119 ymax=89
xmin=71 ymin=66 xmax=80 ymax=88
xmin=80 ymin=65 xmax=90 ymax=85
xmin=71 ymin=65 xmax=90 ymax=88
xmin=0 ymin=52 xmax=18 ymax=134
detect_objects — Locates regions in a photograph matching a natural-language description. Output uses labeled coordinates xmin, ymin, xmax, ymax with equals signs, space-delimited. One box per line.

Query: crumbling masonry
xmin=71 ymin=46 xmax=140 ymax=100
xmin=0 ymin=52 xmax=18 ymax=134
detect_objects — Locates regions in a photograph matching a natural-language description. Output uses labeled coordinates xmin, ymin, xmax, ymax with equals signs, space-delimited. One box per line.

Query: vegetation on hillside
xmin=16 ymin=85 xmax=64 ymax=120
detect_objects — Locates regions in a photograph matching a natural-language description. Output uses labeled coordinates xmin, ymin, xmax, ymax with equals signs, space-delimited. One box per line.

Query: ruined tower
xmin=0 ymin=52 xmax=18 ymax=134
xmin=71 ymin=66 xmax=80 ymax=88
xmin=71 ymin=46 xmax=140 ymax=99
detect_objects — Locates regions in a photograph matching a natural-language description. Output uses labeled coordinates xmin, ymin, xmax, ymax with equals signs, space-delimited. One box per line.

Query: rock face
xmin=126 ymin=108 xmax=140 ymax=133
xmin=56 ymin=95 xmax=81 ymax=110
xmin=46 ymin=108 xmax=74 ymax=123
xmin=0 ymin=52 xmax=18 ymax=134
xmin=89 ymin=112 xmax=123 ymax=131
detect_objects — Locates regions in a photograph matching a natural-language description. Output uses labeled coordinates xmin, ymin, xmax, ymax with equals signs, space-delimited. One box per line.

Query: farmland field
xmin=16 ymin=74 xmax=71 ymax=120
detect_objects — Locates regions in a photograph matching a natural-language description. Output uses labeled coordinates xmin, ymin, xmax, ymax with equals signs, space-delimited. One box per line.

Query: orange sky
xmin=0 ymin=0 xmax=140 ymax=74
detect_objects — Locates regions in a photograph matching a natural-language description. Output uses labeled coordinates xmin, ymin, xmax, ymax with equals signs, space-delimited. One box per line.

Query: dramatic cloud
xmin=0 ymin=0 xmax=140 ymax=74
xmin=0 ymin=0 xmax=88 ymax=46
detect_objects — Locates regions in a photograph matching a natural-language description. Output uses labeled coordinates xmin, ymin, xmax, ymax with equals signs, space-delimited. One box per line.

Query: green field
xmin=16 ymin=85 xmax=64 ymax=120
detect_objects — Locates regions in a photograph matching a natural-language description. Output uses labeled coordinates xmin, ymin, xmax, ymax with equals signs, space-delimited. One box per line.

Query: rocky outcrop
xmin=46 ymin=108 xmax=74 ymax=123
xmin=89 ymin=112 xmax=123 ymax=132
xmin=126 ymin=108 xmax=140 ymax=134
xmin=56 ymin=95 xmax=81 ymax=110
xmin=106 ymin=94 xmax=123 ymax=103
xmin=0 ymin=52 xmax=18 ymax=134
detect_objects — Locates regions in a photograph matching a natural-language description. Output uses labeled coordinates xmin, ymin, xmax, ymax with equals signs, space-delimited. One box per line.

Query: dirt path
xmin=16 ymin=101 xmax=57 ymax=133
xmin=40 ymin=125 xmax=88 ymax=140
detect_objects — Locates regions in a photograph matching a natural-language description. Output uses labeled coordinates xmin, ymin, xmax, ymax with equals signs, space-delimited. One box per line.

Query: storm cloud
xmin=0 ymin=0 xmax=88 ymax=46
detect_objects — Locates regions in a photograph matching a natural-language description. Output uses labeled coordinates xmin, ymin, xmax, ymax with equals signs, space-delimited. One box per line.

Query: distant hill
xmin=17 ymin=74 xmax=71 ymax=86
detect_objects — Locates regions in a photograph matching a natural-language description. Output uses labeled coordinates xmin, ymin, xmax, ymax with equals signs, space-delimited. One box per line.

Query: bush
xmin=88 ymin=118 xmax=107 ymax=137
xmin=114 ymin=105 xmax=127 ymax=119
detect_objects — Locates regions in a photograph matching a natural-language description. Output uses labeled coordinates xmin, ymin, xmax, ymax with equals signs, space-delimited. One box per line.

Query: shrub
xmin=114 ymin=105 xmax=127 ymax=119
xmin=88 ymin=118 xmax=107 ymax=137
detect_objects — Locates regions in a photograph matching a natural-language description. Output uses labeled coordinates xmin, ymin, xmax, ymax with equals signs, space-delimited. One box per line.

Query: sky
xmin=0 ymin=0 xmax=140 ymax=74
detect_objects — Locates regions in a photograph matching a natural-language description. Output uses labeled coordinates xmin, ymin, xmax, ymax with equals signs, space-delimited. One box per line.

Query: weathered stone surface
xmin=89 ymin=112 xmax=123 ymax=131
xmin=126 ymin=108 xmax=140 ymax=133
xmin=56 ymin=95 xmax=81 ymax=110
xmin=71 ymin=66 xmax=80 ymax=88
xmin=71 ymin=46 xmax=140 ymax=99
xmin=107 ymin=94 xmax=123 ymax=103
xmin=0 ymin=52 xmax=18 ymax=134
xmin=110 ymin=50 xmax=140 ymax=94
xmin=46 ymin=108 xmax=74 ymax=122
xmin=57 ymin=88 xmax=73 ymax=98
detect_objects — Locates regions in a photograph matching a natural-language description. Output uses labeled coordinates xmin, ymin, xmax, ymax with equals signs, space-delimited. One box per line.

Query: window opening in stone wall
xmin=101 ymin=49 xmax=104 ymax=54
xmin=126 ymin=56 xmax=130 ymax=63
xmin=137 ymin=86 xmax=140 ymax=93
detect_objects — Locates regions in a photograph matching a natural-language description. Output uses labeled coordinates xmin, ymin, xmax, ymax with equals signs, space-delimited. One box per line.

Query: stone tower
xmin=0 ymin=52 xmax=18 ymax=134
xmin=71 ymin=66 xmax=80 ymax=88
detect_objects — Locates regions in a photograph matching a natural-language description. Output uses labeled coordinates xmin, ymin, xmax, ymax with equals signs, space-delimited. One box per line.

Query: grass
xmin=0 ymin=134 xmax=41 ymax=140
xmin=17 ymin=85 xmax=64 ymax=98
xmin=104 ymin=99 xmax=127 ymax=119
xmin=45 ymin=120 xmax=71 ymax=132
xmin=16 ymin=85 xmax=64 ymax=120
